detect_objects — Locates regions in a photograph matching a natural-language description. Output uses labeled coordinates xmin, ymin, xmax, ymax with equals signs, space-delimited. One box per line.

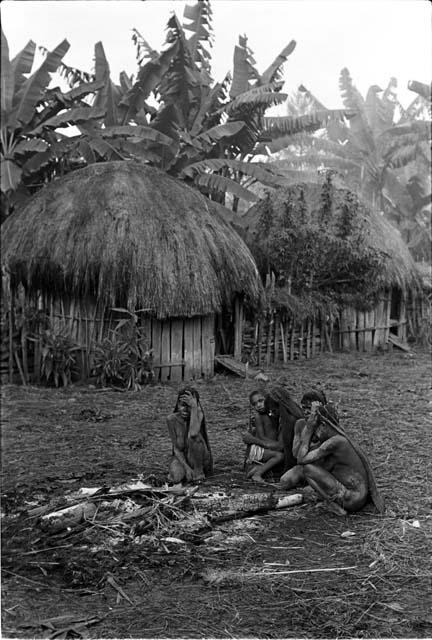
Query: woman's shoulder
xmin=167 ymin=412 xmax=182 ymax=424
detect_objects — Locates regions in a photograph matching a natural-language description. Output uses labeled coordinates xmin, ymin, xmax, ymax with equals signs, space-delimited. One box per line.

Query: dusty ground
xmin=1 ymin=349 xmax=431 ymax=639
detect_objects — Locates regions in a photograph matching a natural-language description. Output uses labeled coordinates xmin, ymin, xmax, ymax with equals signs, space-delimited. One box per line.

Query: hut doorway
xmin=215 ymin=300 xmax=244 ymax=359
xmin=389 ymin=288 xmax=407 ymax=341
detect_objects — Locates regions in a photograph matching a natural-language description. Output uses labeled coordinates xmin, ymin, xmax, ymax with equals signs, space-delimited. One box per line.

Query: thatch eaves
xmin=1 ymin=161 xmax=263 ymax=319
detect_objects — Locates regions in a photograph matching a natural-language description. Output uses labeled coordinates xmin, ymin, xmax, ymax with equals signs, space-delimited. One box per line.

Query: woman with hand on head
xmin=167 ymin=386 xmax=213 ymax=484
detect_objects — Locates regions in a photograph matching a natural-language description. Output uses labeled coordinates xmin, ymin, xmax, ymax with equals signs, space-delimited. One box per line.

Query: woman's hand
xmin=180 ymin=390 xmax=198 ymax=408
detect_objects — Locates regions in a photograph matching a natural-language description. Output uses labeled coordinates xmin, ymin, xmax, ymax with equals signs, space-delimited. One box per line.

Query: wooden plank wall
xmin=14 ymin=292 xmax=216 ymax=383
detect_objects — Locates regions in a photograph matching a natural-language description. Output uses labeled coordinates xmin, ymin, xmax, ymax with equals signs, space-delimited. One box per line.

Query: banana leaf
xmin=408 ymin=80 xmax=431 ymax=101
xmin=1 ymin=27 xmax=14 ymax=115
xmin=225 ymin=85 xmax=287 ymax=115
xmin=13 ymin=139 xmax=49 ymax=155
xmin=261 ymin=40 xmax=296 ymax=85
xmin=1 ymin=157 xmax=22 ymax=193
xmin=194 ymin=172 xmax=258 ymax=202
xmin=98 ymin=125 xmax=175 ymax=147
xmin=120 ymin=40 xmax=179 ymax=122
xmin=10 ymin=39 xmax=70 ymax=127
xmin=30 ymin=106 xmax=106 ymax=133
xmin=196 ymin=121 xmax=245 ymax=143
xmin=93 ymin=42 xmax=121 ymax=127
xmin=181 ymin=157 xmax=285 ymax=186
xmin=262 ymin=111 xmax=348 ymax=138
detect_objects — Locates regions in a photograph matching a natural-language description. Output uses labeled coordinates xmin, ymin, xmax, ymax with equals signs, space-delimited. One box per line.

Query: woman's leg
xmin=302 ymin=464 xmax=367 ymax=513
xmin=168 ymin=456 xmax=185 ymax=484
xmin=249 ymin=449 xmax=284 ymax=483
xmin=279 ymin=464 xmax=306 ymax=488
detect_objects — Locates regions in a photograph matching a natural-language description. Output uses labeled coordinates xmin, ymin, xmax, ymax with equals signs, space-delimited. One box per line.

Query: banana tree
xmin=268 ymin=69 xmax=431 ymax=258
xmin=85 ymin=3 xmax=292 ymax=205
xmin=1 ymin=27 xmax=105 ymax=221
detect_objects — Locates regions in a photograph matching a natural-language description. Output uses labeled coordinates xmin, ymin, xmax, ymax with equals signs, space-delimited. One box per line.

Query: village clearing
xmin=1 ymin=349 xmax=431 ymax=639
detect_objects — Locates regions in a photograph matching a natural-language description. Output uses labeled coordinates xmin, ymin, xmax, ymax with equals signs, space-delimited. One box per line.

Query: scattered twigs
xmin=260 ymin=565 xmax=358 ymax=576
xmin=106 ymin=574 xmax=134 ymax=605
xmin=20 ymin=545 xmax=73 ymax=556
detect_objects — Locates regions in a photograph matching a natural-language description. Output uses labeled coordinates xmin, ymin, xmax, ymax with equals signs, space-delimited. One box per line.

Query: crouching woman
xmin=280 ymin=404 xmax=384 ymax=514
xmin=167 ymin=387 xmax=213 ymax=484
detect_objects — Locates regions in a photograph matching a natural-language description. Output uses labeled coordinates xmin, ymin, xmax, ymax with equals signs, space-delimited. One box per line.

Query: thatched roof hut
xmin=2 ymin=161 xmax=262 ymax=318
xmin=1 ymin=161 xmax=263 ymax=382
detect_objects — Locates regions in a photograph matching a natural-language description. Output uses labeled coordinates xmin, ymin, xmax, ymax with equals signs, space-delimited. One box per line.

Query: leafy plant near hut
xmin=248 ymin=174 xmax=389 ymax=313
xmin=92 ymin=311 xmax=153 ymax=390
xmin=39 ymin=327 xmax=80 ymax=387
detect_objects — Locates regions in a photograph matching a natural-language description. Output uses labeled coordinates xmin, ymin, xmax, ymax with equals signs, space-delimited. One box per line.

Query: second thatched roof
xmin=1 ymin=161 xmax=263 ymax=318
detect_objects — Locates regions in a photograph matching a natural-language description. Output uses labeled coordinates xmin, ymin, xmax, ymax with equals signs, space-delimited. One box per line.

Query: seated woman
xmin=243 ymin=390 xmax=285 ymax=483
xmin=243 ymin=386 xmax=304 ymax=482
xmin=280 ymin=403 xmax=384 ymax=514
xmin=167 ymin=386 xmax=213 ymax=484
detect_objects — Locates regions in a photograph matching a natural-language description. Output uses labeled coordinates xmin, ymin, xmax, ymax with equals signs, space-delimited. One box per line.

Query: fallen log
xmin=193 ymin=491 xmax=303 ymax=523
xmin=40 ymin=502 xmax=97 ymax=533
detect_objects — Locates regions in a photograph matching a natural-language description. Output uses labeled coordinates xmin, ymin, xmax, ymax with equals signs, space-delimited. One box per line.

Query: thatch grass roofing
xmin=243 ymin=182 xmax=420 ymax=292
xmin=1 ymin=161 xmax=263 ymax=318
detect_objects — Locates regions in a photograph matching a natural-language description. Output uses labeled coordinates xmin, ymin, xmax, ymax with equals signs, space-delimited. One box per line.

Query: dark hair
xmin=301 ymin=390 xmax=327 ymax=405
xmin=267 ymin=386 xmax=304 ymax=419
xmin=174 ymin=386 xmax=200 ymax=413
xmin=317 ymin=402 xmax=339 ymax=426
xmin=249 ymin=389 xmax=263 ymax=403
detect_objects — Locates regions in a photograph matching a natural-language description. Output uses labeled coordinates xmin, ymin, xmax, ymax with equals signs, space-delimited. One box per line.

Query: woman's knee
xmin=274 ymin=450 xmax=284 ymax=462
xmin=168 ymin=460 xmax=184 ymax=483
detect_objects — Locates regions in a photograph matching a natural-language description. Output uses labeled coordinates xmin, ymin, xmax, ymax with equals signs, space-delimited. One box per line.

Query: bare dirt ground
xmin=1 ymin=349 xmax=431 ymax=639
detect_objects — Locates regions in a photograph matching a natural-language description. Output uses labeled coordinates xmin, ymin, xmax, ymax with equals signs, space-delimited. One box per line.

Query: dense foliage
xmin=248 ymin=174 xmax=389 ymax=313
xmin=1 ymin=1 xmax=351 ymax=220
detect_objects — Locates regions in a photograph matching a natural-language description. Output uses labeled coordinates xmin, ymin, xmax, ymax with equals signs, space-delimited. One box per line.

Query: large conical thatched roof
xmin=242 ymin=182 xmax=419 ymax=291
xmin=1 ymin=161 xmax=263 ymax=318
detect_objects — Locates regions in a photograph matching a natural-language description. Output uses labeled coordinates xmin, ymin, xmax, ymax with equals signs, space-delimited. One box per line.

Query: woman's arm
xmin=298 ymin=435 xmax=345 ymax=464
xmin=167 ymin=417 xmax=194 ymax=478
xmin=254 ymin=416 xmax=284 ymax=450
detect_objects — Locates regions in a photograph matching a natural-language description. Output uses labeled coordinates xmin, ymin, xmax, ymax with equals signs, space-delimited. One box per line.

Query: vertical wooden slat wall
xmin=151 ymin=314 xmax=215 ymax=382
xmin=170 ymin=319 xmax=184 ymax=383
xmin=192 ymin=317 xmax=202 ymax=378
xmin=240 ymin=286 xmax=420 ymax=364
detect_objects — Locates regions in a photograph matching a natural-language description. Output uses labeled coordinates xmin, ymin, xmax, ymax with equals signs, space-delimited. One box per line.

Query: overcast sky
xmin=2 ymin=0 xmax=431 ymax=109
